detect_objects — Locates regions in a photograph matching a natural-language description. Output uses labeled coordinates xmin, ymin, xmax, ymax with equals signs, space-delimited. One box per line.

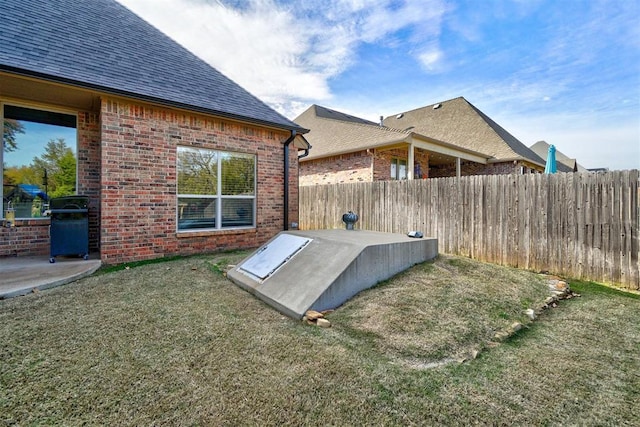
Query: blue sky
xmin=5 ymin=122 xmax=76 ymax=167
xmin=116 ymin=0 xmax=639 ymax=170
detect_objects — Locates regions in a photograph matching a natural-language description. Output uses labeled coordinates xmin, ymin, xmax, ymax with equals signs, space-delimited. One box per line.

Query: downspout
xmin=283 ymin=130 xmax=296 ymax=231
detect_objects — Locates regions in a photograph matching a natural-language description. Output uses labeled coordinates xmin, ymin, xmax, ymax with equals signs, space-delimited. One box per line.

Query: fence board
xmin=299 ymin=171 xmax=640 ymax=289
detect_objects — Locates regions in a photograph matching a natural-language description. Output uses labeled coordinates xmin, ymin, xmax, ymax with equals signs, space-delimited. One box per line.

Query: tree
xmin=2 ymin=119 xmax=25 ymax=152
xmin=31 ymin=138 xmax=76 ymax=197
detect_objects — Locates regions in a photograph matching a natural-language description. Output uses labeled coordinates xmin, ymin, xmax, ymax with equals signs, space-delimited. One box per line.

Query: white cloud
xmin=417 ymin=47 xmax=444 ymax=72
xmin=116 ymin=0 xmax=448 ymax=117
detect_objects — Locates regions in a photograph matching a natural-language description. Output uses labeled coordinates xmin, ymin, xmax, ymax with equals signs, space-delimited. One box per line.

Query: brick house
xmin=1 ymin=0 xmax=309 ymax=264
xmin=295 ymin=105 xmax=491 ymax=186
xmin=295 ymin=97 xmax=546 ymax=185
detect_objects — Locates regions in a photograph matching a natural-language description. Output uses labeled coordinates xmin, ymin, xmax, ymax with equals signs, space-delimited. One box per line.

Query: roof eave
xmin=1 ymin=65 xmax=309 ymax=134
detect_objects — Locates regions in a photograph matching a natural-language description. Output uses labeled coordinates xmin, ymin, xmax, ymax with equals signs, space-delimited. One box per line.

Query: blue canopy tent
xmin=4 ymin=184 xmax=49 ymax=218
xmin=15 ymin=184 xmax=49 ymax=201
xmin=544 ymin=144 xmax=557 ymax=174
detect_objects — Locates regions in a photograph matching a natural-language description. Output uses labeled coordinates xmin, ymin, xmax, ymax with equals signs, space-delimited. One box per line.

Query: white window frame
xmin=176 ymin=146 xmax=256 ymax=232
xmin=391 ymin=157 xmax=407 ymax=180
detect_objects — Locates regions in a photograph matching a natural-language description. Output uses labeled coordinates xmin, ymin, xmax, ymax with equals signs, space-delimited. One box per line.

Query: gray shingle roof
xmin=313 ymin=105 xmax=379 ymax=125
xmin=530 ymin=140 xmax=586 ymax=172
xmin=295 ymin=105 xmax=412 ymax=160
xmin=384 ymin=97 xmax=545 ymax=165
xmin=0 ymin=0 xmax=305 ymax=132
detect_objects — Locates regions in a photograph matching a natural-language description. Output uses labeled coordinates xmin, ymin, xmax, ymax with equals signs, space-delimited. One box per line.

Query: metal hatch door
xmin=240 ymin=234 xmax=311 ymax=281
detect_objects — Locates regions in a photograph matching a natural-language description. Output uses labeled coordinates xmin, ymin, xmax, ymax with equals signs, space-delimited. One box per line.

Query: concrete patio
xmin=0 ymin=255 xmax=101 ymax=299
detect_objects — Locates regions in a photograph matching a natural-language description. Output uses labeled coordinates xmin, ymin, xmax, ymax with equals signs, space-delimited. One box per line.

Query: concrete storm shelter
xmin=228 ymin=229 xmax=438 ymax=319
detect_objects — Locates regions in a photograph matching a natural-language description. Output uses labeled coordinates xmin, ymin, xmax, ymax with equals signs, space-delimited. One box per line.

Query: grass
xmin=1 ymin=252 xmax=639 ymax=425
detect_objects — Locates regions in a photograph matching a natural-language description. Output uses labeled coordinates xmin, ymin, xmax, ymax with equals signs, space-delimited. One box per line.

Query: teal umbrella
xmin=544 ymin=144 xmax=557 ymax=174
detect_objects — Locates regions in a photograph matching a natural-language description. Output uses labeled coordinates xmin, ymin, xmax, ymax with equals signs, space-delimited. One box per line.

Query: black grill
xmin=49 ymin=196 xmax=89 ymax=263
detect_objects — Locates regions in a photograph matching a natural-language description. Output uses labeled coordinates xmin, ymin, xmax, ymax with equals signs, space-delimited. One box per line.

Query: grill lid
xmin=49 ymin=195 xmax=89 ymax=210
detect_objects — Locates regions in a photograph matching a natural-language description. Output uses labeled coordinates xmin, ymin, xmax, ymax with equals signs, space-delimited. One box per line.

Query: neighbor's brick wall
xmin=100 ymin=97 xmax=295 ymax=265
xmin=300 ymin=147 xmax=433 ymax=186
xmin=0 ymin=111 xmax=101 ymax=258
xmin=372 ymin=148 xmax=430 ymax=180
xmin=300 ymin=150 xmax=373 ymax=185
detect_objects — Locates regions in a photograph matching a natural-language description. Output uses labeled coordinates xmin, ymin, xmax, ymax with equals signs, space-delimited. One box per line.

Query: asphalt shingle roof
xmin=530 ymin=140 xmax=586 ymax=173
xmin=0 ymin=0 xmax=305 ymax=132
xmin=295 ymin=105 xmax=411 ymax=160
xmin=383 ymin=97 xmax=545 ymax=165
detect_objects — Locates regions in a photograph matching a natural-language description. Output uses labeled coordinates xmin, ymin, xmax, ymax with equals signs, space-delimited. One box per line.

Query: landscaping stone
xmin=305 ymin=310 xmax=324 ymax=320
xmin=316 ymin=318 xmax=331 ymax=328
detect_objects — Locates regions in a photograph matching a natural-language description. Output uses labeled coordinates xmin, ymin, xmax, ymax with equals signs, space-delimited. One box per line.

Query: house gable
xmin=295 ymin=105 xmax=411 ymax=161
xmin=0 ymin=0 xmax=305 ymax=132
xmin=383 ymin=97 xmax=545 ymax=167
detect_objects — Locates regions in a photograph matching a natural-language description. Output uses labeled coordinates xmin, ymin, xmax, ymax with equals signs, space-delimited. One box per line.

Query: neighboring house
xmin=295 ymin=105 xmax=491 ymax=186
xmin=1 ymin=0 xmax=309 ymax=263
xmin=529 ymin=140 xmax=587 ymax=173
xmin=383 ymin=97 xmax=546 ymax=177
xmin=296 ymin=97 xmax=547 ymax=186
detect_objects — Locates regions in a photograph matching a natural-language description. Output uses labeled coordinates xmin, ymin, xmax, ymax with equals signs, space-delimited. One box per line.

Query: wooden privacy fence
xmin=299 ymin=170 xmax=640 ymax=290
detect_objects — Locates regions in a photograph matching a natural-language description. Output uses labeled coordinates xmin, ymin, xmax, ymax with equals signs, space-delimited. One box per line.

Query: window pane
xmin=399 ymin=159 xmax=407 ymax=180
xmin=221 ymin=198 xmax=253 ymax=228
xmin=3 ymin=105 xmax=76 ymax=219
xmin=177 ymin=197 xmax=216 ymax=230
xmin=221 ymin=152 xmax=255 ymax=195
xmin=177 ymin=147 xmax=217 ymax=195
xmin=390 ymin=159 xmax=397 ymax=180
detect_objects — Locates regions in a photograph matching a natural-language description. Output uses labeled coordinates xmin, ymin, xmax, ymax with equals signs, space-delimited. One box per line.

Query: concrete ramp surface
xmin=227 ymin=229 xmax=438 ymax=319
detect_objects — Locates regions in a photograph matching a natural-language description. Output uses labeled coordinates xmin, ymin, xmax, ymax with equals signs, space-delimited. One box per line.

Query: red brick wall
xmin=0 ymin=220 xmax=50 ymax=257
xmin=77 ymin=111 xmax=102 ymax=251
xmin=300 ymin=147 xmax=432 ymax=185
xmin=99 ymin=97 xmax=294 ymax=264
xmin=300 ymin=150 xmax=373 ymax=185
xmin=373 ymin=148 xmax=430 ymax=180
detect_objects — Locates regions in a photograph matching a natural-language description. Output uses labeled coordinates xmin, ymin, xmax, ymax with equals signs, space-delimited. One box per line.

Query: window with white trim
xmin=390 ymin=157 xmax=407 ymax=180
xmin=177 ymin=146 xmax=256 ymax=231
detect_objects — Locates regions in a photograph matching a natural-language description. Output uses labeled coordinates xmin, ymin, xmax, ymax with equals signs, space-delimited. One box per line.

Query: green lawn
xmin=1 ymin=253 xmax=638 ymax=425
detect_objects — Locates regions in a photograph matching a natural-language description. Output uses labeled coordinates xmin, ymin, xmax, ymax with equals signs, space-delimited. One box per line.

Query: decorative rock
xmin=305 ymin=310 xmax=324 ymax=320
xmin=316 ymin=318 xmax=331 ymax=328
xmin=525 ymin=308 xmax=536 ymax=320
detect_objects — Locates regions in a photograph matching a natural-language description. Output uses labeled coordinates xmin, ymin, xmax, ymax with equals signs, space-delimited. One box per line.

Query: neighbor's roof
xmin=294 ymin=105 xmax=490 ymax=162
xmin=0 ymin=0 xmax=306 ymax=133
xmin=295 ymin=105 xmax=414 ymax=160
xmin=383 ymin=97 xmax=545 ymax=166
xmin=529 ymin=141 xmax=587 ymax=173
